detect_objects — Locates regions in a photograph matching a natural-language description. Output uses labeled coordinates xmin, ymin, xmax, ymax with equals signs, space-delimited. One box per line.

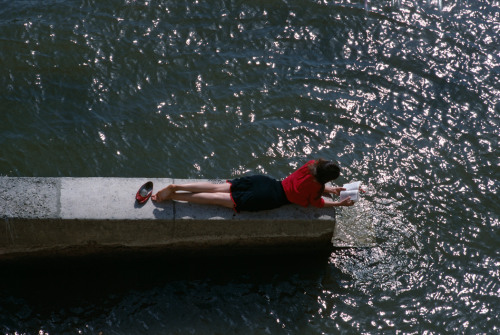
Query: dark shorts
xmin=228 ymin=175 xmax=290 ymax=212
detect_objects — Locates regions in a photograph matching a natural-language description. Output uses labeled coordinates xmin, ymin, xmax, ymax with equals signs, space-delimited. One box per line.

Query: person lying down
xmin=153 ymin=159 xmax=362 ymax=213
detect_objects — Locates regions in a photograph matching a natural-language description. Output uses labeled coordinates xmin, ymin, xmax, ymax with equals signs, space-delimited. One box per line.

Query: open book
xmin=339 ymin=181 xmax=361 ymax=202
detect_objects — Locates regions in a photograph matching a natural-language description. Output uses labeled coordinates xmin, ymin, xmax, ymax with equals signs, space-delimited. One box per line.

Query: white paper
xmin=339 ymin=181 xmax=362 ymax=202
xmin=343 ymin=181 xmax=361 ymax=191
xmin=339 ymin=190 xmax=359 ymax=202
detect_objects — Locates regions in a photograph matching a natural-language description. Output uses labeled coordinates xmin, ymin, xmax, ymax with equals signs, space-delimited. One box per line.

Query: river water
xmin=1 ymin=0 xmax=499 ymax=333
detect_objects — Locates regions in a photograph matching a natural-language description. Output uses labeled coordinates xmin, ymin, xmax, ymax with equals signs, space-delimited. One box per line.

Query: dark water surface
xmin=1 ymin=0 xmax=499 ymax=333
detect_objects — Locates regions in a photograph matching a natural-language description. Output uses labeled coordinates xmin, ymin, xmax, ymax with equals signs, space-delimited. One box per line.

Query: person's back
xmin=282 ymin=160 xmax=325 ymax=208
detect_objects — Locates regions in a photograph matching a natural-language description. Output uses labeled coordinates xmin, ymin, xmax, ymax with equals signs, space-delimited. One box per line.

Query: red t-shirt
xmin=282 ymin=160 xmax=325 ymax=208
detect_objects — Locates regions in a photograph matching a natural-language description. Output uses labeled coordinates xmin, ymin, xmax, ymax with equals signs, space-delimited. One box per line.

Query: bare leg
xmin=170 ymin=192 xmax=234 ymax=208
xmin=152 ymin=182 xmax=231 ymax=202
xmin=173 ymin=182 xmax=230 ymax=193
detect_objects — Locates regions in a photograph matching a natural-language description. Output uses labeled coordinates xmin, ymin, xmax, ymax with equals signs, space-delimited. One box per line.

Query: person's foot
xmin=152 ymin=185 xmax=175 ymax=202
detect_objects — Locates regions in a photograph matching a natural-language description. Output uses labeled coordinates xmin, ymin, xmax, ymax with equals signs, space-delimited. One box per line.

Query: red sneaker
xmin=136 ymin=181 xmax=153 ymax=204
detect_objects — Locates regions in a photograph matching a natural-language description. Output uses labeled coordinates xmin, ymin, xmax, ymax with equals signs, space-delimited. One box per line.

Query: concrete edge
xmin=1 ymin=177 xmax=344 ymax=259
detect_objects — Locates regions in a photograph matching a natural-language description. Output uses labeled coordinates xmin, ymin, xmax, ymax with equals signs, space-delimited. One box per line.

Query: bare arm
xmin=323 ymin=186 xmax=345 ymax=196
xmin=323 ymin=183 xmax=365 ymax=207
xmin=323 ymin=196 xmax=354 ymax=207
xmin=325 ymin=185 xmax=366 ymax=194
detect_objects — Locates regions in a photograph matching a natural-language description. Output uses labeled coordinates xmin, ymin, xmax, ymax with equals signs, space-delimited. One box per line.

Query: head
xmin=309 ymin=158 xmax=340 ymax=184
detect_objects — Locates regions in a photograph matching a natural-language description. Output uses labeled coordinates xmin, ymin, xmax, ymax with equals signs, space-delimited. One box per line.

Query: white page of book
xmin=339 ymin=181 xmax=361 ymax=202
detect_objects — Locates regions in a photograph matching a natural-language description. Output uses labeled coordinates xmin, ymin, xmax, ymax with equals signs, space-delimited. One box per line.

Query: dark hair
xmin=308 ymin=158 xmax=340 ymax=185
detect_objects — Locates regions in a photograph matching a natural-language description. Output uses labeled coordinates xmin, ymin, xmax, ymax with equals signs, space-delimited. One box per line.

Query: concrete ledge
xmin=1 ymin=177 xmax=342 ymax=259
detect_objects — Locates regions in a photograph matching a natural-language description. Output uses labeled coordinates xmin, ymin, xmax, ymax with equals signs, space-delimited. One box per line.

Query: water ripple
xmin=1 ymin=0 xmax=499 ymax=333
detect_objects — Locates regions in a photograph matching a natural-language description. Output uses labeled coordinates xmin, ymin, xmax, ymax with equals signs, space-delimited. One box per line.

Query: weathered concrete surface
xmin=0 ymin=177 xmax=349 ymax=259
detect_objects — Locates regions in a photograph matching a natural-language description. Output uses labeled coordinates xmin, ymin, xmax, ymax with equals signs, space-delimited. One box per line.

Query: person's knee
xmin=214 ymin=193 xmax=233 ymax=208
xmin=215 ymin=183 xmax=231 ymax=193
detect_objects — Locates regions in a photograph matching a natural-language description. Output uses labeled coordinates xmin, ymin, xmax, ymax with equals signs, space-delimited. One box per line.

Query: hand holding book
xmin=323 ymin=181 xmax=365 ymax=207
xmin=339 ymin=181 xmax=365 ymax=203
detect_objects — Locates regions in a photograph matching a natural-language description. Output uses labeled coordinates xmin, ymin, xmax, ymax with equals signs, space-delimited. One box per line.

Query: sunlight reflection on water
xmin=0 ymin=0 xmax=499 ymax=333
